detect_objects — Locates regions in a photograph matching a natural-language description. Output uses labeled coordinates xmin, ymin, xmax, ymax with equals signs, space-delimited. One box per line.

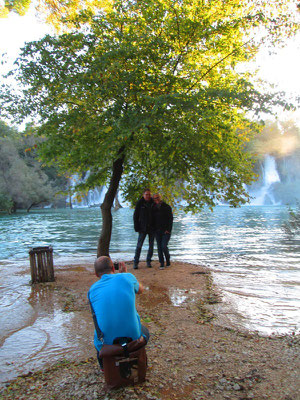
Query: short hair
xmin=143 ymin=188 xmax=151 ymax=193
xmin=94 ymin=256 xmax=113 ymax=276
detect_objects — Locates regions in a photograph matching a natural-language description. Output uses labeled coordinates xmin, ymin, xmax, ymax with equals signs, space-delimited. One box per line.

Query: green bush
xmin=283 ymin=202 xmax=300 ymax=235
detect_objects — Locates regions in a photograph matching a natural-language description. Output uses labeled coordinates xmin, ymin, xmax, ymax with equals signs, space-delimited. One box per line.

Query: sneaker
xmin=166 ymin=261 xmax=171 ymax=267
xmin=133 ymin=263 xmax=138 ymax=269
xmin=159 ymin=265 xmax=165 ymax=270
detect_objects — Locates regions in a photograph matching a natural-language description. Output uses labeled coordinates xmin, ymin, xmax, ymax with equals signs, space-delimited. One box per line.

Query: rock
xmin=233 ymin=383 xmax=241 ymax=391
xmin=219 ymin=378 xmax=228 ymax=385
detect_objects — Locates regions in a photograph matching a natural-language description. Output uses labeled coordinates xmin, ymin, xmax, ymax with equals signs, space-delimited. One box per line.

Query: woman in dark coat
xmin=152 ymin=193 xmax=173 ymax=269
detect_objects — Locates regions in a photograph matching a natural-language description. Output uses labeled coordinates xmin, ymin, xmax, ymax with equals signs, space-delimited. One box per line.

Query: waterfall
xmin=69 ymin=173 xmax=127 ymax=208
xmin=249 ymin=155 xmax=281 ymax=205
xmin=69 ymin=174 xmax=106 ymax=207
xmin=71 ymin=185 xmax=106 ymax=208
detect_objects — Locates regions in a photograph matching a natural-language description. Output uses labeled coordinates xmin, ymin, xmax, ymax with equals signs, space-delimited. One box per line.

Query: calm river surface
xmin=0 ymin=206 xmax=299 ymax=383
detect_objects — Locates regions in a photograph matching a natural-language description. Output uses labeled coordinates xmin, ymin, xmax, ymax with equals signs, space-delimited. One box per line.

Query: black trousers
xmin=155 ymin=231 xmax=171 ymax=266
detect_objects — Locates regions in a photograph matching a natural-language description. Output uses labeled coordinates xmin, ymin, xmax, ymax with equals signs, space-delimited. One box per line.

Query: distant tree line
xmin=0 ymin=121 xmax=68 ymax=213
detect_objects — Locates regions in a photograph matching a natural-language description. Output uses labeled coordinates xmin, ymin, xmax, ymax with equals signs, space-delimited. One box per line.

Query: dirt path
xmin=1 ymin=261 xmax=299 ymax=400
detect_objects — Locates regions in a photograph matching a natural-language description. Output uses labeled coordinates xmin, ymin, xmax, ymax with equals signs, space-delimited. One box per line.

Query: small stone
xmin=233 ymin=383 xmax=241 ymax=391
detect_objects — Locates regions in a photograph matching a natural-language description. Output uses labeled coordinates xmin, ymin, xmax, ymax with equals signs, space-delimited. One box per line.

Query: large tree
xmin=1 ymin=0 xmax=299 ymax=255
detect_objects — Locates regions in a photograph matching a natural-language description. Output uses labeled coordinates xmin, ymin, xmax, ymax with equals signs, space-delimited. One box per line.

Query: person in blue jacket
xmin=88 ymin=256 xmax=149 ymax=368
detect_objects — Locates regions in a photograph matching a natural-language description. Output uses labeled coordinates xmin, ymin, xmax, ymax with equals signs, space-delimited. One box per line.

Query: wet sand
xmin=0 ymin=261 xmax=299 ymax=399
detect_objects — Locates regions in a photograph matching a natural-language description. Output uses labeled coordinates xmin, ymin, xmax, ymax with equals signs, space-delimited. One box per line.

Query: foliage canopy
xmin=1 ymin=0 xmax=299 ymax=252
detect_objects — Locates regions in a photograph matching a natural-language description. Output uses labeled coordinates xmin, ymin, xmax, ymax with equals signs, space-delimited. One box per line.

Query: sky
xmin=0 ymin=6 xmax=299 ymax=125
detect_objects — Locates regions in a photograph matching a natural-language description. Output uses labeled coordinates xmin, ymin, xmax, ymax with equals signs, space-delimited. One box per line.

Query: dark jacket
xmin=153 ymin=202 xmax=173 ymax=233
xmin=133 ymin=197 xmax=154 ymax=233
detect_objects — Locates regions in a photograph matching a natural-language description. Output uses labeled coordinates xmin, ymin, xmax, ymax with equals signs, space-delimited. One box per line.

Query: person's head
xmin=153 ymin=193 xmax=162 ymax=204
xmin=94 ymin=256 xmax=114 ymax=277
xmin=143 ymin=189 xmax=151 ymax=201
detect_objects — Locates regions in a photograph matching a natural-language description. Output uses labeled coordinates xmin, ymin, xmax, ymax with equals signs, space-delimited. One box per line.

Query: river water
xmin=0 ymin=206 xmax=299 ymax=383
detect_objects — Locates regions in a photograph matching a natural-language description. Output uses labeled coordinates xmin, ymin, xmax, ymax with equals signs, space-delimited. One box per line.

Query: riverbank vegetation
xmin=0 ymin=121 xmax=68 ymax=213
xmin=283 ymin=201 xmax=300 ymax=235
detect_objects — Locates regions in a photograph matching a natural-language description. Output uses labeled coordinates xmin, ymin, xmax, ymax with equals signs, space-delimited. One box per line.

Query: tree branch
xmin=187 ymin=37 xmax=254 ymax=93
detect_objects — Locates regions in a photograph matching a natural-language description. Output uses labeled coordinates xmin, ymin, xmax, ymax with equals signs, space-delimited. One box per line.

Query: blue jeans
xmin=134 ymin=232 xmax=154 ymax=265
xmin=155 ymin=231 xmax=171 ymax=266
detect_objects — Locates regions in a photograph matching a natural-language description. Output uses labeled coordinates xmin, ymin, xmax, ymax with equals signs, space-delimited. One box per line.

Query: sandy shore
xmin=0 ymin=261 xmax=299 ymax=400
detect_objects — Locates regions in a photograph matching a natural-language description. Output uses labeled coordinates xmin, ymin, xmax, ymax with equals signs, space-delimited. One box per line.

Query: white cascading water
xmin=250 ymin=155 xmax=281 ymax=205
xmin=70 ymin=155 xmax=282 ymax=207
xmin=70 ymin=173 xmax=106 ymax=207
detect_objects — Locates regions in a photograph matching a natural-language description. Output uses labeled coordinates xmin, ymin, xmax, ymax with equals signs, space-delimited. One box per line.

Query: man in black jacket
xmin=133 ymin=189 xmax=154 ymax=269
xmin=153 ymin=193 xmax=173 ymax=270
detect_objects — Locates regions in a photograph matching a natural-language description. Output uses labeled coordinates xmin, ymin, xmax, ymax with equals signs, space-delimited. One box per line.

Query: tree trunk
xmin=69 ymin=193 xmax=73 ymax=209
xmin=10 ymin=202 xmax=17 ymax=214
xmin=97 ymin=148 xmax=125 ymax=257
xmin=114 ymin=190 xmax=123 ymax=210
xmin=27 ymin=200 xmax=47 ymax=212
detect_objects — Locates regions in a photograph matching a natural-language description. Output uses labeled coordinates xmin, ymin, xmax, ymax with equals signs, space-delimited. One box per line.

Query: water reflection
xmin=0 ymin=276 xmax=94 ymax=384
xmin=169 ymin=288 xmax=197 ymax=307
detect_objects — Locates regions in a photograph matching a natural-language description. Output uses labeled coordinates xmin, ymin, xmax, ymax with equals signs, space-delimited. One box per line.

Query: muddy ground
xmin=0 ymin=261 xmax=299 ymax=400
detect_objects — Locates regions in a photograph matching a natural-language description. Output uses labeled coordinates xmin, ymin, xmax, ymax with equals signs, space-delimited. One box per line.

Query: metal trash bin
xmin=29 ymin=246 xmax=55 ymax=284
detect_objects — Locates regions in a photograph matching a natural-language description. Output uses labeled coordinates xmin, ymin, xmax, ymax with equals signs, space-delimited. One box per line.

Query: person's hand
xmin=165 ymin=230 xmax=170 ymax=234
xmin=119 ymin=262 xmax=127 ymax=273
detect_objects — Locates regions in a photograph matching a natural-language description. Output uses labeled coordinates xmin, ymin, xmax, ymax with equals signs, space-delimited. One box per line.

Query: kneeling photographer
xmin=88 ymin=256 xmax=149 ymax=369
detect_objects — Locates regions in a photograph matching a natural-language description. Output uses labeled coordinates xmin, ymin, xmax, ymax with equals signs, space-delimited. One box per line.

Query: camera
xmin=113 ymin=262 xmax=119 ymax=270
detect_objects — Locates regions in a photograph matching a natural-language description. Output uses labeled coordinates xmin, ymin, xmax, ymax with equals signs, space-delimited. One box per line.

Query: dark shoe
xmin=159 ymin=264 xmax=165 ymax=270
xmin=166 ymin=261 xmax=171 ymax=267
xmin=133 ymin=263 xmax=138 ymax=269
xmin=147 ymin=263 xmax=152 ymax=268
